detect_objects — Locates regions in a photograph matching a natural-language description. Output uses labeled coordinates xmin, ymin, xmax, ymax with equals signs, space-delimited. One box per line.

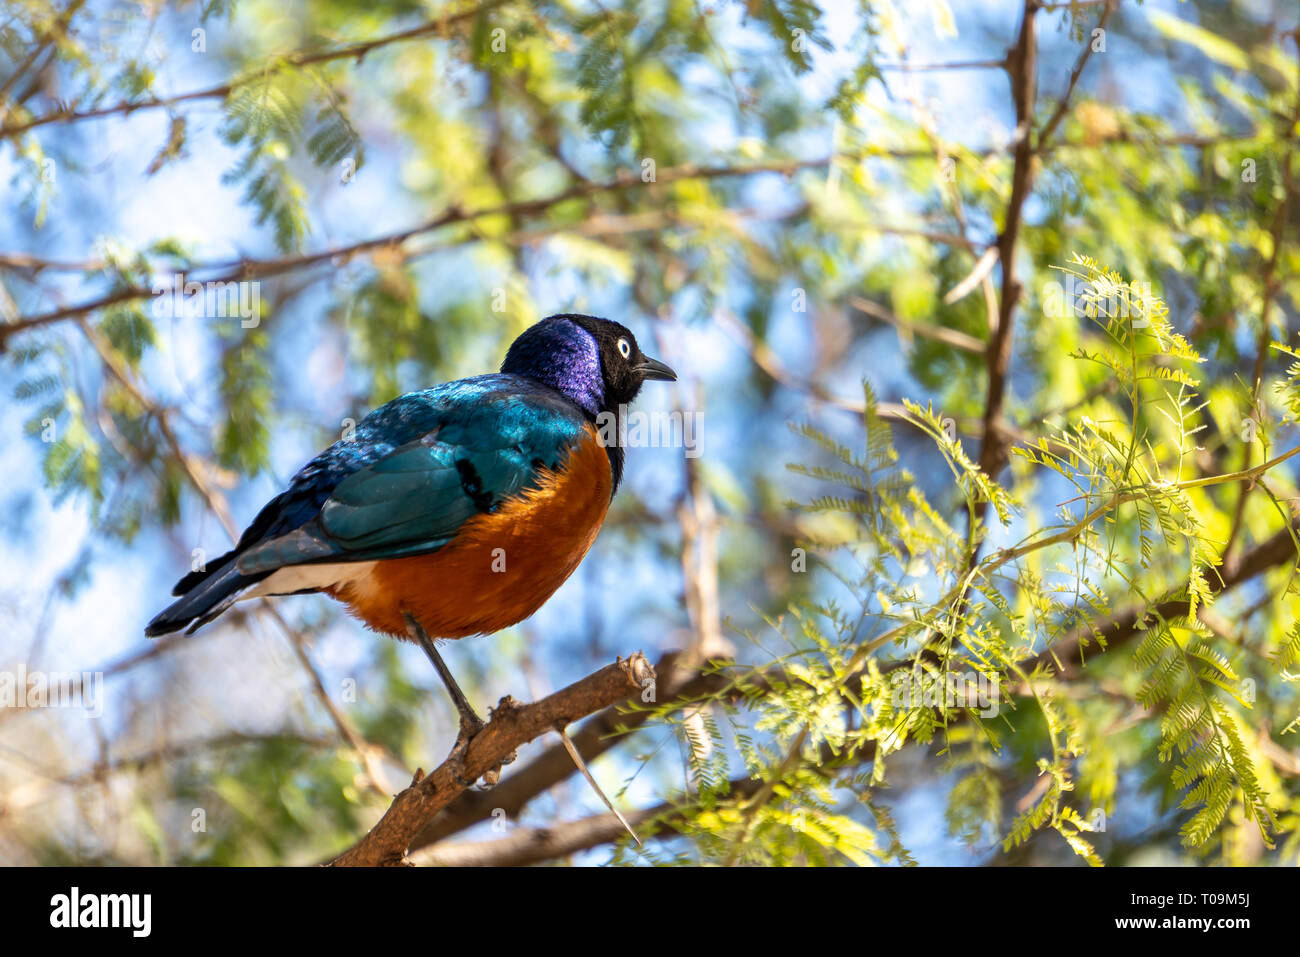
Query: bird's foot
xmin=443 ymin=707 xmax=505 ymax=790
xmin=475 ymin=697 xmax=519 ymax=788
xmin=447 ymin=697 xmax=521 ymax=790
xmin=444 ymin=735 xmax=479 ymax=790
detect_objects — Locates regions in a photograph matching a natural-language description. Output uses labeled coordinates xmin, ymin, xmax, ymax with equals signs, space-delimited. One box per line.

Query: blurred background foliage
xmin=3 ymin=0 xmax=1300 ymax=865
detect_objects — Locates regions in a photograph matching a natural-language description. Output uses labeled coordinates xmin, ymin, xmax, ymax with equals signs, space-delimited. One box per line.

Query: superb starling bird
xmin=146 ymin=314 xmax=676 ymax=737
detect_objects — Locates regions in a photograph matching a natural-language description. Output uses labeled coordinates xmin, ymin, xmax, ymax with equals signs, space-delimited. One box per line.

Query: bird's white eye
xmin=617 ymin=338 xmax=632 ymax=359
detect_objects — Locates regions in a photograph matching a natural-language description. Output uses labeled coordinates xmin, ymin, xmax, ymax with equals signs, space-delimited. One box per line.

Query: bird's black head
xmin=501 ymin=313 xmax=676 ymax=417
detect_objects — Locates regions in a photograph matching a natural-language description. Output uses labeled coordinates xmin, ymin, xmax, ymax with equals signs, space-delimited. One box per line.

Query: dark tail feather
xmin=170 ymin=546 xmax=238 ymax=596
xmin=145 ymin=557 xmax=266 ymax=637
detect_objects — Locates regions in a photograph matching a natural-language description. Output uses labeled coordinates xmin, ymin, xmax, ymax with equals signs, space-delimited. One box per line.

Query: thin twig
xmin=557 ymin=728 xmax=640 ymax=845
xmin=0 ymin=0 xmax=510 ymax=138
xmin=879 ymin=58 xmax=1006 ymax=73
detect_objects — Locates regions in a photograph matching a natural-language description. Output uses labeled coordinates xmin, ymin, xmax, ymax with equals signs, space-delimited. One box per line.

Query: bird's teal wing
xmin=232 ymin=376 xmax=592 ymax=573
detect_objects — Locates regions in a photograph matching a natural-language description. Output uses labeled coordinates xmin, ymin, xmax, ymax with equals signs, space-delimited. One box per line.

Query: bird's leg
xmin=403 ymin=613 xmax=516 ymax=790
xmin=402 ymin=613 xmax=485 ymax=741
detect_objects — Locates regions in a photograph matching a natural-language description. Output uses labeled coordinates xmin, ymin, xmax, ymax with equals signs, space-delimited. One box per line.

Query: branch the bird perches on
xmin=329 ymin=653 xmax=655 ymax=867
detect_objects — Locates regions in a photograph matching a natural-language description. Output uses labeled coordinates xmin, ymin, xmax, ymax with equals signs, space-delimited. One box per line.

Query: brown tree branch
xmin=975 ymin=0 xmax=1039 ymax=496
xmin=0 ymin=0 xmax=510 ymax=139
xmin=848 ymin=294 xmax=986 ymax=353
xmin=329 ymin=653 xmax=655 ymax=866
xmin=412 ymin=802 xmax=671 ymax=866
xmin=411 ymin=766 xmax=769 ymax=866
xmin=401 ymin=652 xmax=716 ymax=851
xmin=0 ymin=252 xmax=106 ymax=272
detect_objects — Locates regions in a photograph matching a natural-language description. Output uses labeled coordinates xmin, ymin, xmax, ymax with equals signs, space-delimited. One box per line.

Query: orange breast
xmin=331 ymin=424 xmax=613 ymax=639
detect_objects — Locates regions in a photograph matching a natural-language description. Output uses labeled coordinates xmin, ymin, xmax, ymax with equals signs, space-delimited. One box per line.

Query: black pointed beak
xmin=636 ymin=356 xmax=677 ymax=382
